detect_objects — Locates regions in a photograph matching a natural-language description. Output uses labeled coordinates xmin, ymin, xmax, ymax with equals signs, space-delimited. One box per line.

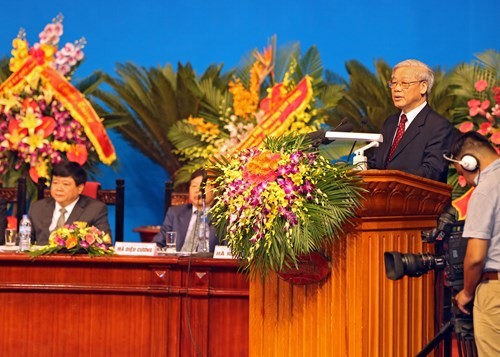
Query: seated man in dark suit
xmin=29 ymin=161 xmax=111 ymax=245
xmin=153 ymin=169 xmax=218 ymax=252
xmin=368 ymin=59 xmax=455 ymax=182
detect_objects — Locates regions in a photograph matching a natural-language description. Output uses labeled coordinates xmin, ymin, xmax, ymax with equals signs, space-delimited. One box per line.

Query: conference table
xmin=0 ymin=252 xmax=249 ymax=357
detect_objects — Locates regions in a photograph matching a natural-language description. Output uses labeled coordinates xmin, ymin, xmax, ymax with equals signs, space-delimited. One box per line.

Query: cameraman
xmin=446 ymin=131 xmax=500 ymax=356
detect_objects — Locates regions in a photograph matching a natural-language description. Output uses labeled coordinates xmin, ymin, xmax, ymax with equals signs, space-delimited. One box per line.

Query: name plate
xmin=114 ymin=242 xmax=158 ymax=256
xmin=213 ymin=245 xmax=233 ymax=259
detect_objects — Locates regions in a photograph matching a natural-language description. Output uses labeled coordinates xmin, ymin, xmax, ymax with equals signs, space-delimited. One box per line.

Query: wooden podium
xmin=249 ymin=170 xmax=452 ymax=357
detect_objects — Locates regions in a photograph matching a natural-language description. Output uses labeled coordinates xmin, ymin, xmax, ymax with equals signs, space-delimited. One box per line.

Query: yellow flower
xmin=187 ymin=116 xmax=220 ymax=136
xmin=19 ymin=108 xmax=42 ymax=134
xmin=51 ymin=140 xmax=71 ymax=151
xmin=32 ymin=158 xmax=50 ymax=181
xmin=23 ymin=131 xmax=48 ymax=151
xmin=9 ymin=39 xmax=29 ymax=72
xmin=40 ymin=43 xmax=56 ymax=62
xmin=2 ymin=125 xmax=26 ymax=150
xmin=229 ymin=79 xmax=259 ymax=119
xmin=0 ymin=93 xmax=20 ymax=113
xmin=74 ymin=221 xmax=88 ymax=229
xmin=102 ymin=233 xmax=112 ymax=245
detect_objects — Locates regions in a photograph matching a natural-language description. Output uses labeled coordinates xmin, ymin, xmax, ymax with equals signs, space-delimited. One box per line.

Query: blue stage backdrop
xmin=1 ymin=0 xmax=498 ymax=241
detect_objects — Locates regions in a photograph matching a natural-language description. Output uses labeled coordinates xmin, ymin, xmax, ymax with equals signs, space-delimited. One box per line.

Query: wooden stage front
xmin=0 ymin=254 xmax=249 ymax=357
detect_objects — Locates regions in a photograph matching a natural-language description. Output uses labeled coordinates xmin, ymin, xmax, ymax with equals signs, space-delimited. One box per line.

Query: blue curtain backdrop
xmin=1 ymin=0 xmax=498 ymax=241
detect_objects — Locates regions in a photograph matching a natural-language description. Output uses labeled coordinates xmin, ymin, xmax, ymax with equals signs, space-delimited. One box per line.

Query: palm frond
xmin=294 ymin=46 xmax=323 ymax=86
xmin=0 ymin=57 xmax=10 ymax=82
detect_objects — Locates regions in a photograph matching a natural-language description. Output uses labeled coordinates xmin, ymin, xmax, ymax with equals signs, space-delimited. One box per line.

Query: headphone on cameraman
xmin=443 ymin=153 xmax=479 ymax=172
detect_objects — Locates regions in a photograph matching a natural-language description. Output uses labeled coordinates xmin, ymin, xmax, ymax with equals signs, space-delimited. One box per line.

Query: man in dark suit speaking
xmin=368 ymin=59 xmax=455 ymax=182
xmin=29 ymin=161 xmax=111 ymax=245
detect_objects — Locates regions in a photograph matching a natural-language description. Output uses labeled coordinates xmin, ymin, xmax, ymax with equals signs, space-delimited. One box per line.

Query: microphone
xmin=306 ymin=119 xmax=354 ymax=147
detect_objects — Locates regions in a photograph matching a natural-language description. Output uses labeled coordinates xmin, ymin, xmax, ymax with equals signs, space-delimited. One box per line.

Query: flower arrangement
xmin=210 ymin=135 xmax=365 ymax=277
xmin=447 ymin=51 xmax=499 ymax=192
xmin=29 ymin=221 xmax=113 ymax=257
xmin=0 ymin=14 xmax=116 ymax=187
xmin=457 ymin=79 xmax=499 ymax=148
xmin=168 ymin=38 xmax=344 ymax=183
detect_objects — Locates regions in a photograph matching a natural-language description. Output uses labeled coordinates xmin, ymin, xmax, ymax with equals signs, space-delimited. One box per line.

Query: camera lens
xmin=384 ymin=252 xmax=440 ymax=280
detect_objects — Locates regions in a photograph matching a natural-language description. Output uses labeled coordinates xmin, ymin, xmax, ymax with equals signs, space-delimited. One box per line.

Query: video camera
xmin=384 ymin=206 xmax=477 ymax=356
xmin=384 ymin=205 xmax=467 ymax=290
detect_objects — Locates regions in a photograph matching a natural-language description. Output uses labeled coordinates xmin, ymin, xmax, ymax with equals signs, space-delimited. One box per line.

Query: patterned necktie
xmin=386 ymin=114 xmax=408 ymax=166
xmin=181 ymin=210 xmax=201 ymax=252
xmin=56 ymin=207 xmax=67 ymax=229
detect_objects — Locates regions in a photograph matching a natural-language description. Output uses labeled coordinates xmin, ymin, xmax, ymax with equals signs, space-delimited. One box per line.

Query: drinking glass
xmin=165 ymin=231 xmax=177 ymax=253
xmin=5 ymin=228 xmax=17 ymax=246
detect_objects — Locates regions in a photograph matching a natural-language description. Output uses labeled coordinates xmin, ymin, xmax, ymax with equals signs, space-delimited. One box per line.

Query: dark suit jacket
xmin=153 ymin=203 xmax=218 ymax=252
xmin=28 ymin=195 xmax=111 ymax=245
xmin=367 ymin=104 xmax=455 ymax=182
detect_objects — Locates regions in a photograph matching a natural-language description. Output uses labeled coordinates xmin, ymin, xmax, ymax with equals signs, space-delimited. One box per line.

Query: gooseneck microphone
xmin=306 ymin=118 xmax=354 ymax=147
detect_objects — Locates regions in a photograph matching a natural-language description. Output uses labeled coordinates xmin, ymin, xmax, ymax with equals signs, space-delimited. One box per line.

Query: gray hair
xmin=393 ymin=59 xmax=434 ymax=96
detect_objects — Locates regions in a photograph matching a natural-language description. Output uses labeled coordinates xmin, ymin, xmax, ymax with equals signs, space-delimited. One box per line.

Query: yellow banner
xmin=0 ymin=56 xmax=38 ymax=94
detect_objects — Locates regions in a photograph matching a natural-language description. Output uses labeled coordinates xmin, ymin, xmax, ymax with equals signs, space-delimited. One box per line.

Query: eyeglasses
xmin=387 ymin=80 xmax=424 ymax=89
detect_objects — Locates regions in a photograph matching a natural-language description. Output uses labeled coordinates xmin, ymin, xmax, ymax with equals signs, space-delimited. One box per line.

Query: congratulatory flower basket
xmin=210 ymin=135 xmax=365 ymax=279
xmin=29 ymin=221 xmax=114 ymax=257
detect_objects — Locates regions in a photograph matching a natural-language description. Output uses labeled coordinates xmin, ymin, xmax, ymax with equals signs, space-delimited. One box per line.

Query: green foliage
xmin=93 ymin=62 xmax=208 ymax=175
xmin=0 ymin=57 xmax=11 ymax=82
xmin=325 ymin=59 xmax=394 ymax=131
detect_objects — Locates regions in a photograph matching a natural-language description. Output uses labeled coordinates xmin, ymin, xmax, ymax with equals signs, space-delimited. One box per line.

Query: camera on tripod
xmin=384 ymin=205 xmax=467 ymax=290
xmin=384 ymin=206 xmax=477 ymax=356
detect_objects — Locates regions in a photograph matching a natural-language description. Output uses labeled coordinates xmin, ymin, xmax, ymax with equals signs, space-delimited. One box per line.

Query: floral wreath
xmin=0 ymin=14 xmax=115 ymax=186
xmin=168 ymin=39 xmax=344 ymax=184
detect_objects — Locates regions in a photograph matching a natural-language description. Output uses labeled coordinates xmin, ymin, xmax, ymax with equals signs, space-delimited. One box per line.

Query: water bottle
xmin=196 ymin=212 xmax=209 ymax=253
xmin=19 ymin=214 xmax=32 ymax=252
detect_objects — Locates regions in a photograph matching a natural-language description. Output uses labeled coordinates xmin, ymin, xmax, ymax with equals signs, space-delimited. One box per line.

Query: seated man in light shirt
xmin=153 ymin=169 xmax=218 ymax=252
xmin=29 ymin=161 xmax=111 ymax=245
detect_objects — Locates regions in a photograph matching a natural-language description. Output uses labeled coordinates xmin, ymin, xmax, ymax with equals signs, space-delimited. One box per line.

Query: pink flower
xmin=458 ymin=121 xmax=474 ymax=133
xmin=491 ymin=132 xmax=500 ymax=145
xmin=458 ymin=175 xmax=467 ymax=188
xmin=474 ymin=79 xmax=488 ymax=92
xmin=492 ymin=104 xmax=500 ymax=118
xmin=85 ymin=233 xmax=96 ymax=245
xmin=468 ymin=99 xmax=490 ymax=117
xmin=39 ymin=23 xmax=63 ymax=45
xmin=493 ymin=87 xmax=500 ymax=104
xmin=477 ymin=122 xmax=492 ymax=135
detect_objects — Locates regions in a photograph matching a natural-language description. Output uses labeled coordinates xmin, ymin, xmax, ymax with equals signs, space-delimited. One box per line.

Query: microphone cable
xmin=347 ymin=141 xmax=357 ymax=163
xmin=183 ymin=246 xmax=203 ymax=357
xmin=185 ymin=191 xmax=209 ymax=356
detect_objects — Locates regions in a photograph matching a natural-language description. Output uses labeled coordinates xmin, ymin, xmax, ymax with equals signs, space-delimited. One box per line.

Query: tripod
xmin=416 ymin=281 xmax=477 ymax=357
